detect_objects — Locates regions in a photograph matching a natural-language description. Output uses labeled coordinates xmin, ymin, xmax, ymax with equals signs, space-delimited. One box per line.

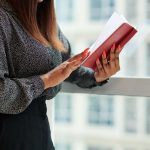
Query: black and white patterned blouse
xmin=0 ymin=0 xmax=107 ymax=114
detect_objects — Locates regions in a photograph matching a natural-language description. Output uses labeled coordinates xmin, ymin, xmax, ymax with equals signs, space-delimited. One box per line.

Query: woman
xmin=0 ymin=0 xmax=121 ymax=150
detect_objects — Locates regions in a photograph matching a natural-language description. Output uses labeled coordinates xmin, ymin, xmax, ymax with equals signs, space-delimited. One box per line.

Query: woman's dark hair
xmin=9 ymin=0 xmax=65 ymax=51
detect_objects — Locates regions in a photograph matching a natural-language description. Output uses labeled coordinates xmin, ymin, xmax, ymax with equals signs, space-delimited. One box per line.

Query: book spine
xmin=119 ymin=28 xmax=137 ymax=48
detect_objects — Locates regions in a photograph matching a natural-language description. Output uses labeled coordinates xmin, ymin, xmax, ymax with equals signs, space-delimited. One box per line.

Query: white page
xmin=89 ymin=12 xmax=128 ymax=54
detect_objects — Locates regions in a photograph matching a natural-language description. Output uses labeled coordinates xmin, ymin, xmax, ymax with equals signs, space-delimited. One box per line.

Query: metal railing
xmin=61 ymin=77 xmax=150 ymax=97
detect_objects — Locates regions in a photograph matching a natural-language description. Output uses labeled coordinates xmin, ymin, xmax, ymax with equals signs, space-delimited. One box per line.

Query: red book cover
xmin=82 ymin=13 xmax=137 ymax=70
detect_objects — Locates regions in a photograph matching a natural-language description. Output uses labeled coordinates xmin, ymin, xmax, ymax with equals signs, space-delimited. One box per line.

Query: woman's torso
xmin=0 ymin=2 xmax=63 ymax=100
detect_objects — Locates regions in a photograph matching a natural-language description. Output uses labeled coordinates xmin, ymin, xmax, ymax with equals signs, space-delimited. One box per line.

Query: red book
xmin=82 ymin=12 xmax=137 ymax=70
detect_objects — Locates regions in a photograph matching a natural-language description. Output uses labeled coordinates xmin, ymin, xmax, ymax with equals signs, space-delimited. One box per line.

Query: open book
xmin=82 ymin=12 xmax=137 ymax=70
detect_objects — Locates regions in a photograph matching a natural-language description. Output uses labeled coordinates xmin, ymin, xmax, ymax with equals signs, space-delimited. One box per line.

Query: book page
xmin=89 ymin=12 xmax=127 ymax=54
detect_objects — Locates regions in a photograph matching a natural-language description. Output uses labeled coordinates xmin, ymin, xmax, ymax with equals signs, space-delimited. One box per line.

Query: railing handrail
xmin=61 ymin=77 xmax=150 ymax=97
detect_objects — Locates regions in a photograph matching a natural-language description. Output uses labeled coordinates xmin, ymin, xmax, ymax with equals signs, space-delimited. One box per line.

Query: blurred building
xmin=51 ymin=0 xmax=150 ymax=150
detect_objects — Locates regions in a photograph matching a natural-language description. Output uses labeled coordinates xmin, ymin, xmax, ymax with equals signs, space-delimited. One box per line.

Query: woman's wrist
xmin=40 ymin=74 xmax=49 ymax=90
xmin=95 ymin=78 xmax=109 ymax=86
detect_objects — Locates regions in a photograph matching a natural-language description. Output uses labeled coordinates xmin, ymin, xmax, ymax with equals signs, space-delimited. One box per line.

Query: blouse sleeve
xmin=0 ymin=15 xmax=45 ymax=114
xmin=58 ymin=27 xmax=108 ymax=88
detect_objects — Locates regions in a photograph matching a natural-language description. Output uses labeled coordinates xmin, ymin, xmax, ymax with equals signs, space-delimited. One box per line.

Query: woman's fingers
xmin=64 ymin=48 xmax=91 ymax=75
xmin=82 ymin=48 xmax=90 ymax=60
xmin=101 ymin=51 xmax=111 ymax=75
xmin=94 ymin=44 xmax=122 ymax=82
xmin=96 ymin=58 xmax=103 ymax=72
xmin=101 ymin=51 xmax=108 ymax=67
xmin=109 ymin=44 xmax=116 ymax=69
xmin=68 ymin=48 xmax=90 ymax=62
xmin=95 ymin=59 xmax=108 ymax=82
xmin=68 ymin=53 xmax=82 ymax=62
xmin=65 ymin=59 xmax=83 ymax=73
xmin=114 ymin=45 xmax=121 ymax=70
xmin=109 ymin=44 xmax=121 ymax=71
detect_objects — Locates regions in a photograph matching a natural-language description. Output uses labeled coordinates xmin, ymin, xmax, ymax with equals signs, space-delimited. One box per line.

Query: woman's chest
xmin=7 ymin=27 xmax=62 ymax=78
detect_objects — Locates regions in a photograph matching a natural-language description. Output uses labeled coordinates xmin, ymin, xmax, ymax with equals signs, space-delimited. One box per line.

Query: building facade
xmin=47 ymin=0 xmax=150 ymax=150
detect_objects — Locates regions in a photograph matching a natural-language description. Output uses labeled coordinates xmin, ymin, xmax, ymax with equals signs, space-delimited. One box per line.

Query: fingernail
xmin=113 ymin=43 xmax=115 ymax=49
xmin=82 ymin=52 xmax=87 ymax=58
xmin=118 ymin=45 xmax=122 ymax=52
xmin=84 ymin=48 xmax=89 ymax=53
xmin=77 ymin=64 xmax=81 ymax=68
xmin=111 ymin=43 xmax=115 ymax=52
xmin=87 ymin=51 xmax=91 ymax=56
xmin=103 ymin=51 xmax=106 ymax=58
xmin=96 ymin=58 xmax=100 ymax=63
xmin=82 ymin=48 xmax=89 ymax=57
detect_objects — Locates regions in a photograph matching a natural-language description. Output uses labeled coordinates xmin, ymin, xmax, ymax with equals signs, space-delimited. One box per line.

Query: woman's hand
xmin=94 ymin=44 xmax=121 ymax=82
xmin=40 ymin=49 xmax=90 ymax=90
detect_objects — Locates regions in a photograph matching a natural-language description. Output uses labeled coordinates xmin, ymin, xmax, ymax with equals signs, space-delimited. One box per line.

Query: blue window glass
xmin=55 ymin=0 xmax=73 ymax=22
xmin=88 ymin=96 xmax=114 ymax=126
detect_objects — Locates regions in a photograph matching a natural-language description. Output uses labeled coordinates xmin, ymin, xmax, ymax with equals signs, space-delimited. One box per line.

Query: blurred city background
xmin=48 ymin=0 xmax=150 ymax=150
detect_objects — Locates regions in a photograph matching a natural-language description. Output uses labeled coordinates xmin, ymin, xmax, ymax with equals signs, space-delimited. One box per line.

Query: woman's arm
xmin=0 ymin=13 xmax=47 ymax=114
xmin=65 ymin=66 xmax=108 ymax=88
xmin=0 ymin=40 xmax=45 ymax=114
xmin=58 ymin=27 xmax=108 ymax=88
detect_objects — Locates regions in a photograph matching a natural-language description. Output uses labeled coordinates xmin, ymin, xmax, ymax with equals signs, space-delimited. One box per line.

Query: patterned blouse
xmin=0 ymin=0 xmax=107 ymax=114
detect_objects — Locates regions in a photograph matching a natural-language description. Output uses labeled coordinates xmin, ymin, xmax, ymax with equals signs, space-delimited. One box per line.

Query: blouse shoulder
xmin=0 ymin=8 xmax=15 ymax=45
xmin=0 ymin=7 xmax=9 ymax=21
xmin=57 ymin=25 xmax=72 ymax=61
xmin=0 ymin=7 xmax=11 ymax=33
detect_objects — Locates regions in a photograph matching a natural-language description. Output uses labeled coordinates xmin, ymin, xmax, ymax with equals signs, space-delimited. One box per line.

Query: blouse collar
xmin=0 ymin=0 xmax=16 ymax=14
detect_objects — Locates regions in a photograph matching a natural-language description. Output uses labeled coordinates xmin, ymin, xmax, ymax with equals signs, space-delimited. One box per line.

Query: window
xmin=147 ymin=0 xmax=150 ymax=21
xmin=89 ymin=0 xmax=115 ymax=20
xmin=54 ymin=0 xmax=150 ymax=149
xmin=124 ymin=98 xmax=137 ymax=133
xmin=55 ymin=94 xmax=72 ymax=123
xmin=125 ymin=0 xmax=137 ymax=21
xmin=88 ymin=96 xmax=114 ymax=126
xmin=124 ymin=48 xmax=137 ymax=76
xmin=146 ymin=99 xmax=150 ymax=134
xmin=88 ymin=146 xmax=112 ymax=150
xmin=146 ymin=43 xmax=150 ymax=76
xmin=124 ymin=148 xmax=137 ymax=150
xmin=55 ymin=0 xmax=73 ymax=22
xmin=90 ymin=0 xmax=102 ymax=20
xmin=55 ymin=143 xmax=72 ymax=150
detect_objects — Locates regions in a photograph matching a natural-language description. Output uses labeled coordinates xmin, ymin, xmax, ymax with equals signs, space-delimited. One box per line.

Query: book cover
xmin=82 ymin=12 xmax=137 ymax=70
